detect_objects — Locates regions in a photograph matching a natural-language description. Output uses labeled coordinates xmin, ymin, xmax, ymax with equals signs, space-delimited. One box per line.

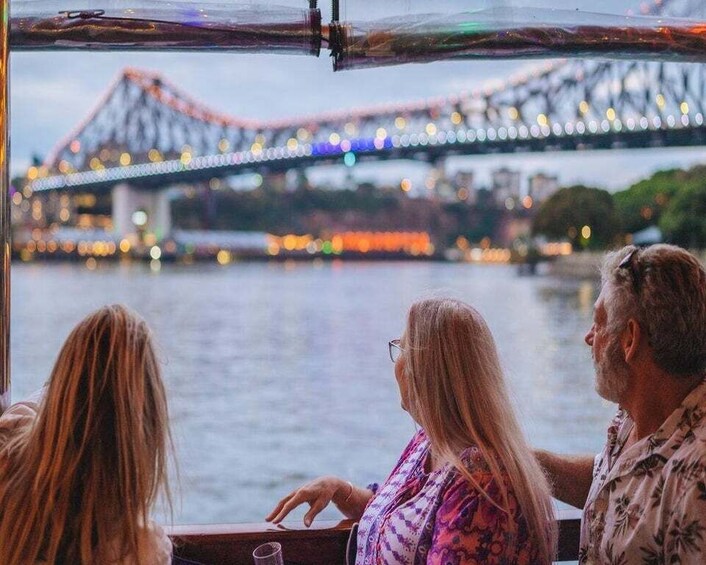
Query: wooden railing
xmin=168 ymin=508 xmax=582 ymax=564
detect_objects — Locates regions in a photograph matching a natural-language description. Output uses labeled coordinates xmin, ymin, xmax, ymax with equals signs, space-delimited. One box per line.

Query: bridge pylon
xmin=112 ymin=183 xmax=173 ymax=243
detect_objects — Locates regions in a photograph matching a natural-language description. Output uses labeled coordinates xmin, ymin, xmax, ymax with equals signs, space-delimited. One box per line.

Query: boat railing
xmin=168 ymin=507 xmax=582 ymax=564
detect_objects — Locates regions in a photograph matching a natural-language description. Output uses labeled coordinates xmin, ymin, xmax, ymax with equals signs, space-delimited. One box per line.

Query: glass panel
xmin=331 ymin=8 xmax=706 ymax=70
xmin=11 ymin=1 xmax=321 ymax=54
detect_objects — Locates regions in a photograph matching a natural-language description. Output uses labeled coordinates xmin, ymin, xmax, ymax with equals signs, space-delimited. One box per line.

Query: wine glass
xmin=252 ymin=541 xmax=284 ymax=565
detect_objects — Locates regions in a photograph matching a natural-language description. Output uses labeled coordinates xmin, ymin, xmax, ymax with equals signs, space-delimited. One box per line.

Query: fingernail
xmin=304 ymin=519 xmax=311 ymax=527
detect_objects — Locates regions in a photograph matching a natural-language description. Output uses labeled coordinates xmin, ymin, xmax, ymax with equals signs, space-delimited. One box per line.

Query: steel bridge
xmin=21 ymin=0 xmax=706 ymax=237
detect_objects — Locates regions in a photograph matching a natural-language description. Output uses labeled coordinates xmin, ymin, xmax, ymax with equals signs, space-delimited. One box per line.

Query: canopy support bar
xmin=0 ymin=0 xmax=9 ymax=412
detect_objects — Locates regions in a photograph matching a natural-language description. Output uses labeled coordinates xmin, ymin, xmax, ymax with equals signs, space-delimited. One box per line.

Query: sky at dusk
xmin=9 ymin=0 xmax=706 ymax=191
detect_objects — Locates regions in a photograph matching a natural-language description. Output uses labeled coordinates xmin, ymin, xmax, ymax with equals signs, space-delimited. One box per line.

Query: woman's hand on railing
xmin=266 ymin=475 xmax=371 ymax=527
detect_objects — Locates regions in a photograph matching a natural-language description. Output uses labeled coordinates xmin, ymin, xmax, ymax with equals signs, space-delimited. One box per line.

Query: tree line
xmin=532 ymin=165 xmax=706 ymax=250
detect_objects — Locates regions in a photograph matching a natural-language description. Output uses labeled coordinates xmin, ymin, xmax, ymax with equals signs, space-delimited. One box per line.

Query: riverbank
xmin=548 ymin=252 xmax=603 ymax=279
xmin=11 ymin=227 xmax=440 ymax=263
xmin=548 ymin=248 xmax=706 ymax=279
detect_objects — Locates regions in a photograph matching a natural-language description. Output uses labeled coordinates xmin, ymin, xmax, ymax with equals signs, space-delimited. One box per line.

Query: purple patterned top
xmin=356 ymin=429 xmax=540 ymax=565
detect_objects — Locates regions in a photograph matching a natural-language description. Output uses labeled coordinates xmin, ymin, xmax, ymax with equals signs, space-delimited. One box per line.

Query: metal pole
xmin=0 ymin=0 xmax=9 ymax=412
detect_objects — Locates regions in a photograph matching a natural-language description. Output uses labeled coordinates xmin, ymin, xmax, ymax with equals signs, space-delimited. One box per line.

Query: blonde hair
xmin=404 ymin=298 xmax=557 ymax=563
xmin=0 ymin=304 xmax=172 ymax=564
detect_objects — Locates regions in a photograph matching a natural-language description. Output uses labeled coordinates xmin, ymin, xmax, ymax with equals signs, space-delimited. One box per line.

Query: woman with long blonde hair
xmin=268 ymin=297 xmax=557 ymax=564
xmin=0 ymin=304 xmax=173 ymax=564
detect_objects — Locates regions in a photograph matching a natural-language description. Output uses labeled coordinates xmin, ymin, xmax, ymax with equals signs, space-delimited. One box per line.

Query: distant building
xmin=453 ymin=171 xmax=477 ymax=204
xmin=264 ymin=172 xmax=288 ymax=192
xmin=436 ymin=179 xmax=458 ymax=202
xmin=425 ymin=166 xmax=457 ymax=202
xmin=492 ymin=167 xmax=521 ymax=208
xmin=528 ymin=172 xmax=560 ymax=203
xmin=499 ymin=217 xmax=532 ymax=247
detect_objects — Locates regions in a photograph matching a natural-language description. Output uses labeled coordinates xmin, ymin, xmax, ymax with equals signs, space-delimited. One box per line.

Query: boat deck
xmin=168 ymin=508 xmax=582 ymax=564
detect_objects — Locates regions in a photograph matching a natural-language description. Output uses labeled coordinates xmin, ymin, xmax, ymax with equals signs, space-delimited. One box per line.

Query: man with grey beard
xmin=536 ymin=244 xmax=706 ymax=565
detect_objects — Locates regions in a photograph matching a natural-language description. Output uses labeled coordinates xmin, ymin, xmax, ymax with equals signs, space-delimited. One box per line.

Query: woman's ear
xmin=621 ymin=318 xmax=642 ymax=363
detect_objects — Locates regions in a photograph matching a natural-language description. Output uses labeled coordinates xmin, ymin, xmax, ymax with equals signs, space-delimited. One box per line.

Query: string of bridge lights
xmin=30 ymin=101 xmax=703 ymax=193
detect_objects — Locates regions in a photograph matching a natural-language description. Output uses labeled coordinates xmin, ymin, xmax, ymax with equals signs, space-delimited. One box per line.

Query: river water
xmin=10 ymin=260 xmax=614 ymax=525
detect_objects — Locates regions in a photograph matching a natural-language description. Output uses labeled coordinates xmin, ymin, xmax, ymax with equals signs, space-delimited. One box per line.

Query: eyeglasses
xmin=618 ymin=247 xmax=642 ymax=294
xmin=388 ymin=339 xmax=403 ymax=363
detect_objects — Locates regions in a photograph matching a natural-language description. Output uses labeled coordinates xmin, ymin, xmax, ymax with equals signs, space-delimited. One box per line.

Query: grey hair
xmin=600 ymin=244 xmax=706 ymax=377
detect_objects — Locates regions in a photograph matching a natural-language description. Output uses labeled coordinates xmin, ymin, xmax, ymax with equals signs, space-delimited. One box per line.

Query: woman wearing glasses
xmin=0 ymin=305 xmax=173 ymax=564
xmin=267 ymin=297 xmax=557 ymax=564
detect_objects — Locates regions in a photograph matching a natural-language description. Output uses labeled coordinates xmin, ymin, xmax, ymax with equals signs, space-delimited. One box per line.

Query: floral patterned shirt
xmin=356 ymin=429 xmax=540 ymax=565
xmin=580 ymin=378 xmax=706 ymax=564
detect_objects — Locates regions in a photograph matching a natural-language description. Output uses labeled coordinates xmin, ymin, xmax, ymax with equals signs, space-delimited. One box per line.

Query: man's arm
xmin=534 ymin=450 xmax=594 ymax=509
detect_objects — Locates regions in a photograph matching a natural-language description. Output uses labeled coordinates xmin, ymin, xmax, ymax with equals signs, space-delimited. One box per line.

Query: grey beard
xmin=594 ymin=338 xmax=630 ymax=403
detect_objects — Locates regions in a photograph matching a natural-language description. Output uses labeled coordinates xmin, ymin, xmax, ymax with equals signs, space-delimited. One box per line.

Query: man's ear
xmin=621 ymin=318 xmax=642 ymax=363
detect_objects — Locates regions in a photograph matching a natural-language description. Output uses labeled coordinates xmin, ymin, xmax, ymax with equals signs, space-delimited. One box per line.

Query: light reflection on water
xmin=11 ymin=261 xmax=615 ymax=524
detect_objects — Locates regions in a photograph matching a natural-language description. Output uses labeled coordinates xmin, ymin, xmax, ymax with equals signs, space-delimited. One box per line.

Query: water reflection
xmin=11 ymin=261 xmax=615 ymax=523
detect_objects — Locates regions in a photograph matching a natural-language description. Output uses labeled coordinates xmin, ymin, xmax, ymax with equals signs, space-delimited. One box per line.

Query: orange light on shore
xmin=268 ymin=232 xmax=433 ymax=256
xmin=541 ymin=242 xmax=573 ymax=256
